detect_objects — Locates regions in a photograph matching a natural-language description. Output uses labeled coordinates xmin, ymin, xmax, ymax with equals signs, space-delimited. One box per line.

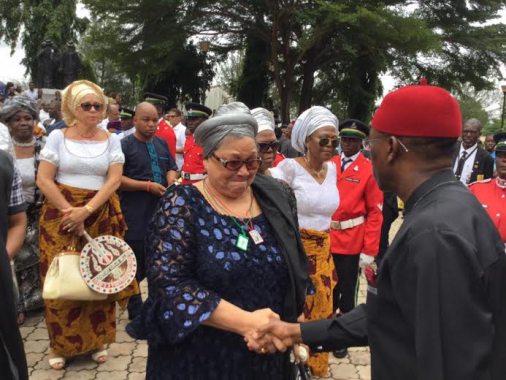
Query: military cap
xmin=143 ymin=93 xmax=168 ymax=107
xmin=339 ymin=119 xmax=370 ymax=139
xmin=119 ymin=107 xmax=135 ymax=119
xmin=494 ymin=132 xmax=506 ymax=152
xmin=185 ymin=102 xmax=212 ymax=118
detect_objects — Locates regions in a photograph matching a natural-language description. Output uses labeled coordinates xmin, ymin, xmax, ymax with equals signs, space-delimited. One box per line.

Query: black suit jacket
xmin=452 ymin=143 xmax=494 ymax=184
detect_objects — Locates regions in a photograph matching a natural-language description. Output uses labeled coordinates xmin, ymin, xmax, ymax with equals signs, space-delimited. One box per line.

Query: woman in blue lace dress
xmin=127 ymin=104 xmax=310 ymax=380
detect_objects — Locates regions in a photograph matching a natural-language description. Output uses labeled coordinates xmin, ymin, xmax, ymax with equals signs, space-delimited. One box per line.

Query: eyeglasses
xmin=257 ymin=141 xmax=281 ymax=153
xmin=80 ymin=103 xmax=103 ymax=112
xmin=213 ymin=154 xmax=262 ymax=171
xmin=364 ymin=136 xmax=409 ymax=152
xmin=318 ymin=137 xmax=339 ymax=148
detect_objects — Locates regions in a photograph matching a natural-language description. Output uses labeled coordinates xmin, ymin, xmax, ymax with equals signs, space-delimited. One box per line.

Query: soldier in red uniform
xmin=181 ymin=102 xmax=212 ymax=184
xmin=142 ymin=93 xmax=177 ymax=160
xmin=329 ymin=119 xmax=383 ymax=358
xmin=469 ymin=131 xmax=506 ymax=242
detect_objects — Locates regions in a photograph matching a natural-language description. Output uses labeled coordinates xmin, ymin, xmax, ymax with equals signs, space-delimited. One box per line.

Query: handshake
xmin=242 ymin=308 xmax=307 ymax=363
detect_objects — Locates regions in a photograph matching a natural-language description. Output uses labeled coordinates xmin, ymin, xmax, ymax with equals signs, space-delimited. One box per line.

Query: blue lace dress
xmin=127 ymin=185 xmax=291 ymax=380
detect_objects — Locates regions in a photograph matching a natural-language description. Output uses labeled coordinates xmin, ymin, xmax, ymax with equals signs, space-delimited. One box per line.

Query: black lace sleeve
xmin=133 ymin=186 xmax=221 ymax=345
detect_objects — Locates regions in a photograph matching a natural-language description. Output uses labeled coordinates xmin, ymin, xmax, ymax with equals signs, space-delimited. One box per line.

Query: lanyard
xmin=202 ymin=180 xmax=254 ymax=232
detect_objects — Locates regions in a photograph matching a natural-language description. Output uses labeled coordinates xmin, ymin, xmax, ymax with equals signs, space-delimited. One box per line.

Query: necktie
xmin=341 ymin=158 xmax=352 ymax=173
xmin=455 ymin=151 xmax=468 ymax=180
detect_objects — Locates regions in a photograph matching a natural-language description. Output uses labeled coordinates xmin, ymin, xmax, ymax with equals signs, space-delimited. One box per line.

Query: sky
xmin=1 ymin=5 xmax=505 ymax=96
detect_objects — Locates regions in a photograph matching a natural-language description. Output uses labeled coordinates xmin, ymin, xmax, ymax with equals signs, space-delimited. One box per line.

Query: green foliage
xmin=82 ymin=0 xmax=212 ymax=106
xmin=0 ymin=0 xmax=88 ymax=83
xmin=458 ymin=95 xmax=490 ymax=126
xmin=235 ymin=33 xmax=270 ymax=109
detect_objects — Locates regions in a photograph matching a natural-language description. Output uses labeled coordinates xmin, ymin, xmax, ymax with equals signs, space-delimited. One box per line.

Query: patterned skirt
xmin=300 ymin=228 xmax=337 ymax=377
xmin=39 ymin=183 xmax=139 ymax=357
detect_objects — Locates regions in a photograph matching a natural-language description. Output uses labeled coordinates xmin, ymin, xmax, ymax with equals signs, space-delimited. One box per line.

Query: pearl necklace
xmin=12 ymin=137 xmax=36 ymax=147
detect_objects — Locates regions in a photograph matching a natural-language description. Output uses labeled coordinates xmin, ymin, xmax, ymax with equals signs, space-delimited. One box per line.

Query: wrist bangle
xmin=147 ymin=180 xmax=151 ymax=192
xmin=84 ymin=205 xmax=94 ymax=213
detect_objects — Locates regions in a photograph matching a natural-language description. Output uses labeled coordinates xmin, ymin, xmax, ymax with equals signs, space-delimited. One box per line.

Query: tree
xmin=0 ymin=0 xmax=88 ymax=84
xmin=193 ymin=0 xmax=506 ymax=122
xmin=82 ymin=0 xmax=214 ymax=106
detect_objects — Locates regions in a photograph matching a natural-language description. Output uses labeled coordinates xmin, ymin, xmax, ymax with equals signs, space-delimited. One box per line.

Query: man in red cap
xmin=251 ymin=82 xmax=506 ymax=380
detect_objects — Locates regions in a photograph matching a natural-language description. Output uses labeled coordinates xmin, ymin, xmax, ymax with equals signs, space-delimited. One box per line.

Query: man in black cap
xmin=142 ymin=93 xmax=177 ymax=160
xmin=328 ymin=119 xmax=383 ymax=359
xmin=181 ymin=102 xmax=212 ymax=184
xmin=118 ymin=107 xmax=135 ymax=139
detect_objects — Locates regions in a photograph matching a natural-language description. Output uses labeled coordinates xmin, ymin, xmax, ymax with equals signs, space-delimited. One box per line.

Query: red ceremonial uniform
xmin=182 ymin=132 xmax=206 ymax=184
xmin=155 ymin=119 xmax=177 ymax=160
xmin=330 ymin=153 xmax=383 ymax=255
xmin=273 ymin=152 xmax=285 ymax=167
xmin=469 ymin=178 xmax=506 ymax=242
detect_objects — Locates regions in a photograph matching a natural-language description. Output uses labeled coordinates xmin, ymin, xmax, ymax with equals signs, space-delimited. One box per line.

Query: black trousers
xmin=332 ymin=254 xmax=361 ymax=314
xmin=377 ymin=198 xmax=399 ymax=265
xmin=126 ymin=239 xmax=146 ymax=318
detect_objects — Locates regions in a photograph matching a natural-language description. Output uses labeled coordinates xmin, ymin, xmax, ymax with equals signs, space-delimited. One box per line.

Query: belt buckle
xmin=183 ymin=173 xmax=190 ymax=180
xmin=332 ymin=221 xmax=341 ymax=229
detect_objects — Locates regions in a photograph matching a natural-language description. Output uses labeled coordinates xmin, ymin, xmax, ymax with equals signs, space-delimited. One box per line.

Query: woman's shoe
xmin=91 ymin=349 xmax=108 ymax=364
xmin=48 ymin=357 xmax=66 ymax=370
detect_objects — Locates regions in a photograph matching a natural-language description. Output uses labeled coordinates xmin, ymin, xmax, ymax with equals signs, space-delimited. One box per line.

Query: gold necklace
xmin=304 ymin=155 xmax=325 ymax=178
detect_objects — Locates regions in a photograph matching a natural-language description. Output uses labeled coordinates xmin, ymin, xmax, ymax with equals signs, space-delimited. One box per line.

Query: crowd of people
xmin=0 ymin=77 xmax=506 ymax=380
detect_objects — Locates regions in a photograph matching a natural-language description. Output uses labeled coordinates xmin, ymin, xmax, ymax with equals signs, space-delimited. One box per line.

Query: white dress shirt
xmin=23 ymin=89 xmax=38 ymax=100
xmin=118 ymin=127 xmax=136 ymax=140
xmin=340 ymin=151 xmax=361 ymax=172
xmin=172 ymin=122 xmax=187 ymax=170
xmin=453 ymin=143 xmax=478 ymax=186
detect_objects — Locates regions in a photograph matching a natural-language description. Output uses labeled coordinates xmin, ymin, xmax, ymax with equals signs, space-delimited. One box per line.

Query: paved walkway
xmin=22 ymin=217 xmax=403 ymax=380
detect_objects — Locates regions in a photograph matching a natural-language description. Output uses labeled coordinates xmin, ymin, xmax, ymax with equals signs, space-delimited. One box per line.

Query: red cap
xmin=372 ymin=84 xmax=461 ymax=138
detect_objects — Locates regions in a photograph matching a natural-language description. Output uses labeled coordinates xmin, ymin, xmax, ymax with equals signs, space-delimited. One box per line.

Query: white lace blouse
xmin=39 ymin=129 xmax=125 ymax=190
xmin=270 ymin=159 xmax=340 ymax=231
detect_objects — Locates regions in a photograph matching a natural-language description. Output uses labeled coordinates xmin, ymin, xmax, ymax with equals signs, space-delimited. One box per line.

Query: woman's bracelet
xmin=147 ymin=180 xmax=151 ymax=193
xmin=84 ymin=204 xmax=94 ymax=214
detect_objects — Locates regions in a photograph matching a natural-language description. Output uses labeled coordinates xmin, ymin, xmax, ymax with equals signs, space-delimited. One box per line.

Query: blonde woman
xmin=37 ymin=80 xmax=139 ymax=370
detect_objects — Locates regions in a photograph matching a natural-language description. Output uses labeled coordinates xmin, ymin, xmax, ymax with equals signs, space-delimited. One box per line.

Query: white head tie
xmin=291 ymin=106 xmax=338 ymax=153
xmin=251 ymin=108 xmax=275 ymax=133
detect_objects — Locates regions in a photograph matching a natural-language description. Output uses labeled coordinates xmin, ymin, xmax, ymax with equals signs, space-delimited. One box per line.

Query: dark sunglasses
xmin=80 ymin=103 xmax=103 ymax=112
xmin=318 ymin=137 xmax=339 ymax=148
xmin=257 ymin=141 xmax=280 ymax=153
xmin=213 ymin=154 xmax=262 ymax=171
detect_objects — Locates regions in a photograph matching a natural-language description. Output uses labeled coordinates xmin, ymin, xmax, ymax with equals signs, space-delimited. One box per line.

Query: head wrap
xmin=372 ymin=81 xmax=461 ymax=138
xmin=215 ymin=102 xmax=251 ymax=117
xmin=61 ymin=80 xmax=106 ymax=126
xmin=0 ymin=96 xmax=39 ymax=122
xmin=195 ymin=104 xmax=258 ymax=158
xmin=291 ymin=106 xmax=339 ymax=153
xmin=251 ymin=108 xmax=275 ymax=133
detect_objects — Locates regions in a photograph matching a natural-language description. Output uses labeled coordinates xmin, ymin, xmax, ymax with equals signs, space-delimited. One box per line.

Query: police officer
xmin=118 ymin=107 xmax=135 ymax=139
xmin=469 ymin=131 xmax=506 ymax=242
xmin=181 ymin=102 xmax=212 ymax=184
xmin=252 ymin=82 xmax=506 ymax=380
xmin=329 ymin=119 xmax=383 ymax=359
xmin=142 ymin=93 xmax=177 ymax=159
